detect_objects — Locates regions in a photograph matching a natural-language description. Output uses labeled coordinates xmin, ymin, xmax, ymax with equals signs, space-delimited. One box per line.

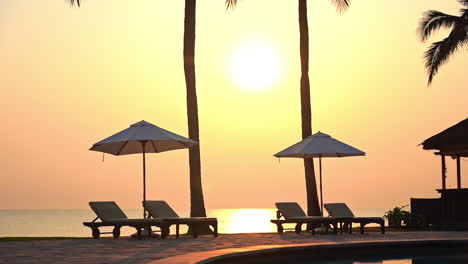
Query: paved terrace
xmin=2 ymin=231 xmax=468 ymax=264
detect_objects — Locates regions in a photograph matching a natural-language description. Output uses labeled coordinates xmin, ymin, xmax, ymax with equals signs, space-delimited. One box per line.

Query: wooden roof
xmin=421 ymin=118 xmax=468 ymax=157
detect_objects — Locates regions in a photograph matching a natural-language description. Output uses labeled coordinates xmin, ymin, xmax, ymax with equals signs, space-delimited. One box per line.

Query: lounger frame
xmin=271 ymin=210 xmax=338 ymax=235
xmin=143 ymin=200 xmax=218 ymax=238
xmin=324 ymin=203 xmax=385 ymax=234
xmin=333 ymin=217 xmax=385 ymax=234
xmin=160 ymin=218 xmax=218 ymax=238
xmin=83 ymin=217 xmax=169 ymax=239
xmin=82 ymin=201 xmax=169 ymax=240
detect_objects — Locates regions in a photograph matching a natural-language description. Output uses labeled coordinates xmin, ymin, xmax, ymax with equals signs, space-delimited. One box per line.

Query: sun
xmin=230 ymin=40 xmax=282 ymax=92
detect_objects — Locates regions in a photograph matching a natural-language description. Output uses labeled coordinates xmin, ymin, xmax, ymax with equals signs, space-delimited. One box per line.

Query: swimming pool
xmin=201 ymin=240 xmax=468 ymax=264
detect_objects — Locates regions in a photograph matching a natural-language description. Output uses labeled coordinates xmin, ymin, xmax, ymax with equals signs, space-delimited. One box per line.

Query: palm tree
xmin=183 ymin=0 xmax=208 ymax=221
xmin=418 ymin=0 xmax=468 ymax=85
xmin=68 ymin=0 xmax=209 ymax=222
xmin=226 ymin=0 xmax=350 ymax=217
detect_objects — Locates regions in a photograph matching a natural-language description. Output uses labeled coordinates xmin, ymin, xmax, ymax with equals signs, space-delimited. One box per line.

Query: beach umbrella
xmin=274 ymin=132 xmax=365 ymax=215
xmin=90 ymin=120 xmax=198 ymax=217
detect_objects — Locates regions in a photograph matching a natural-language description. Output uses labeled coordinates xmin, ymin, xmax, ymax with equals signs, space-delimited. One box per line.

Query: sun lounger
xmin=82 ymin=201 xmax=169 ymax=239
xmin=324 ymin=203 xmax=385 ymax=234
xmin=143 ymin=200 xmax=218 ymax=238
xmin=270 ymin=202 xmax=338 ymax=235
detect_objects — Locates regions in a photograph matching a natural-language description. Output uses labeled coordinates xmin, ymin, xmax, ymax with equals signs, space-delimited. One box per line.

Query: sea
xmin=0 ymin=208 xmax=386 ymax=237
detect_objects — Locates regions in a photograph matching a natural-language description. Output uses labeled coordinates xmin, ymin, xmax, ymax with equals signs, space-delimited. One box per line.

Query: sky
xmin=1 ymin=0 xmax=467 ymax=211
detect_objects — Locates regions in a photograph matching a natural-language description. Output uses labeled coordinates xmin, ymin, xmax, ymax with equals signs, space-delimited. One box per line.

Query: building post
xmin=441 ymin=154 xmax=446 ymax=190
xmin=457 ymin=155 xmax=461 ymax=189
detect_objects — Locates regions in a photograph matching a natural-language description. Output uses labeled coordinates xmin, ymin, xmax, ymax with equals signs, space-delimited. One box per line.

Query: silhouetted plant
xmin=384 ymin=205 xmax=410 ymax=228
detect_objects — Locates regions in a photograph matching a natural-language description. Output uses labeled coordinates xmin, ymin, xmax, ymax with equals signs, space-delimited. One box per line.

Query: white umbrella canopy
xmin=274 ymin=132 xmax=365 ymax=215
xmin=274 ymin=132 xmax=365 ymax=158
xmin=90 ymin=120 xmax=198 ymax=155
xmin=90 ymin=120 xmax=198 ymax=217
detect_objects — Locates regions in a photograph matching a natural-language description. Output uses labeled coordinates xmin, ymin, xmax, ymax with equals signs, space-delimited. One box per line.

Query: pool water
xmin=278 ymin=246 xmax=468 ymax=264
xmin=209 ymin=242 xmax=468 ymax=264
xmin=309 ymin=253 xmax=468 ymax=264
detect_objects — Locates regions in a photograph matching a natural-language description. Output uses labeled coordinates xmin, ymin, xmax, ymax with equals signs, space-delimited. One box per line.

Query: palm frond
xmin=424 ymin=25 xmax=468 ymax=84
xmin=461 ymin=8 xmax=468 ymax=17
xmin=418 ymin=10 xmax=460 ymax=42
xmin=68 ymin=0 xmax=80 ymax=7
xmin=225 ymin=0 xmax=238 ymax=11
xmin=329 ymin=0 xmax=351 ymax=13
xmin=459 ymin=0 xmax=468 ymax=7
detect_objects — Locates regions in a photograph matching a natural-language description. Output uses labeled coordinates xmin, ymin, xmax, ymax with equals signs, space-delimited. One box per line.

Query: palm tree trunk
xmin=299 ymin=0 xmax=321 ymax=217
xmin=183 ymin=0 xmax=207 ymax=219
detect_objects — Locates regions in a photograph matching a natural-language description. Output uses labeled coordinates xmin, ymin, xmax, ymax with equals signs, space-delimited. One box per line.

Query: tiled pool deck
xmin=2 ymin=231 xmax=468 ymax=264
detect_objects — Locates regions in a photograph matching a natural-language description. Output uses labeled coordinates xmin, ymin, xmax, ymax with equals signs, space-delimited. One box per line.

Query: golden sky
xmin=1 ymin=0 xmax=467 ymax=211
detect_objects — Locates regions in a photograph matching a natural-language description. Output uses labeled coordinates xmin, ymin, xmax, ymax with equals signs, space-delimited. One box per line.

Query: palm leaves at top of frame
xmin=418 ymin=0 xmax=468 ymax=85
xmin=68 ymin=0 xmax=80 ymax=7
xmin=225 ymin=0 xmax=350 ymax=12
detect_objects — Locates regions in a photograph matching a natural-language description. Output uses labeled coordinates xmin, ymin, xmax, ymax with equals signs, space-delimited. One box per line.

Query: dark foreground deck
xmin=2 ymin=231 xmax=468 ymax=264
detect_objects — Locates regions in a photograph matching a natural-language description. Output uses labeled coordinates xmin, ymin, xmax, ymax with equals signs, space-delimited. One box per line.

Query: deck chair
xmin=143 ymin=200 xmax=218 ymax=238
xmin=324 ymin=203 xmax=385 ymax=234
xmin=270 ymin=202 xmax=337 ymax=235
xmin=82 ymin=201 xmax=169 ymax=239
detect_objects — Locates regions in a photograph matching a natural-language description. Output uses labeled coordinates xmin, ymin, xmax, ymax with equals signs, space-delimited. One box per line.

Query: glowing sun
xmin=230 ymin=40 xmax=282 ymax=91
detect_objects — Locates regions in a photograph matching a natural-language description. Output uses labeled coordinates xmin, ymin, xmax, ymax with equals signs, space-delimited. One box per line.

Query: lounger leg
xmin=333 ymin=222 xmax=338 ymax=234
xmin=112 ymin=226 xmax=121 ymax=239
xmin=381 ymin=221 xmax=385 ymax=234
xmin=176 ymin=224 xmax=180 ymax=238
xmin=349 ymin=222 xmax=353 ymax=234
xmin=360 ymin=223 xmax=365 ymax=234
xmin=135 ymin=228 xmax=142 ymax=240
xmin=343 ymin=222 xmax=350 ymax=233
xmin=147 ymin=226 xmax=153 ymax=237
xmin=91 ymin=227 xmax=100 ymax=239
xmin=276 ymin=224 xmax=284 ymax=234
xmin=213 ymin=222 xmax=218 ymax=237
xmin=192 ymin=224 xmax=198 ymax=238
xmin=161 ymin=225 xmax=170 ymax=239
xmin=295 ymin=223 xmax=302 ymax=234
xmin=339 ymin=222 xmax=343 ymax=233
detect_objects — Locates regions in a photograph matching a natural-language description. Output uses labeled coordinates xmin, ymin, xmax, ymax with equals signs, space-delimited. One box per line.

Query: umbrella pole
xmin=319 ymin=156 xmax=323 ymax=216
xmin=142 ymin=141 xmax=147 ymax=218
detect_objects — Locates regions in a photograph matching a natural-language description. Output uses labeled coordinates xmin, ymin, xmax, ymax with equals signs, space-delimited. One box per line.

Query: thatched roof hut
xmin=421 ymin=118 xmax=468 ymax=190
xmin=421 ymin=118 xmax=468 ymax=157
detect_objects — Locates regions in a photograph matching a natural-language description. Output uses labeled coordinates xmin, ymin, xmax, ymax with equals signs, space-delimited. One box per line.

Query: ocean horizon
xmin=0 ymin=208 xmax=387 ymax=237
